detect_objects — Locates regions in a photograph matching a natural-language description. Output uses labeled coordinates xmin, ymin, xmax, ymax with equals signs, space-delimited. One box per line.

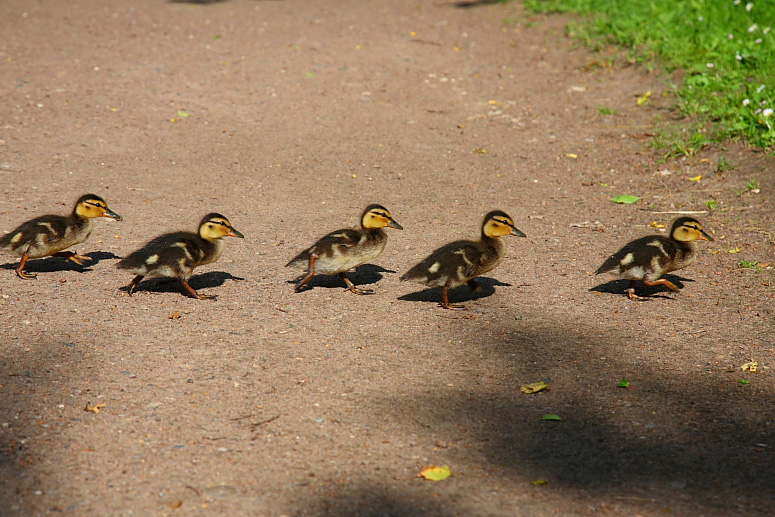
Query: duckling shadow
xmin=591 ymin=274 xmax=694 ymax=299
xmin=0 ymin=251 xmax=120 ymax=274
xmin=120 ymin=271 xmax=244 ymax=295
xmin=398 ymin=277 xmax=511 ymax=305
xmin=287 ymin=264 xmax=395 ymax=292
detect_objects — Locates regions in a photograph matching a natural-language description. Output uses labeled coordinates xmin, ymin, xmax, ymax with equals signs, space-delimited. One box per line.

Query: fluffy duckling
xmin=400 ymin=210 xmax=526 ymax=309
xmin=0 ymin=194 xmax=122 ymax=279
xmin=596 ymin=216 xmax=714 ymax=300
xmin=286 ymin=204 xmax=403 ymax=294
xmin=117 ymin=213 xmax=244 ymax=299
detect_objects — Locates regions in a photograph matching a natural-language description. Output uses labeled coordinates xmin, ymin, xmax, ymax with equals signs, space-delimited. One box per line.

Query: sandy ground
xmin=1 ymin=0 xmax=774 ymax=515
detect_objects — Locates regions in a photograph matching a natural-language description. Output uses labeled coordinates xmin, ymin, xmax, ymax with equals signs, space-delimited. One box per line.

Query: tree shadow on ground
xmin=304 ymin=317 xmax=774 ymax=515
xmin=117 ymin=271 xmax=244 ymax=297
xmin=398 ymin=276 xmax=511 ymax=307
xmin=169 ymin=0 xmax=227 ymax=4
xmin=286 ymin=264 xmax=394 ymax=293
xmin=590 ymin=274 xmax=694 ymax=300
xmin=302 ymin=483 xmax=459 ymax=517
xmin=436 ymin=0 xmax=502 ymax=8
xmin=0 ymin=251 xmax=120 ymax=275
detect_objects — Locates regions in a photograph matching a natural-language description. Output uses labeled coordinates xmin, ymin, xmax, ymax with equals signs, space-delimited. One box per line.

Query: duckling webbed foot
xmin=292 ymin=254 xmax=317 ymax=292
xmin=643 ymin=278 xmax=680 ymax=293
xmin=340 ymin=273 xmax=373 ymax=295
xmin=626 ymin=280 xmax=647 ymax=301
xmin=53 ymin=251 xmax=91 ymax=266
xmin=181 ymin=280 xmax=216 ymax=300
xmin=124 ymin=275 xmax=144 ymax=296
xmin=15 ymin=252 xmax=36 ymax=279
xmin=439 ymin=286 xmax=465 ymax=310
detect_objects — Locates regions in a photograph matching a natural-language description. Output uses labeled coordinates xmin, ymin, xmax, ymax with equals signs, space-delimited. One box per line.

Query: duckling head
xmin=74 ymin=194 xmax=122 ymax=221
xmin=199 ymin=213 xmax=245 ymax=241
xmin=361 ymin=204 xmax=403 ymax=230
xmin=482 ymin=210 xmax=526 ymax=238
xmin=671 ymin=217 xmax=714 ymax=242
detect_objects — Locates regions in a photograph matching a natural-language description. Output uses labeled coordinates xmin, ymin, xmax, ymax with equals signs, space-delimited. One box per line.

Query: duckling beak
xmin=227 ymin=228 xmax=245 ymax=238
xmin=388 ymin=219 xmax=403 ymax=230
xmin=699 ymin=229 xmax=714 ymax=242
xmin=104 ymin=208 xmax=123 ymax=221
xmin=509 ymin=226 xmax=526 ymax=238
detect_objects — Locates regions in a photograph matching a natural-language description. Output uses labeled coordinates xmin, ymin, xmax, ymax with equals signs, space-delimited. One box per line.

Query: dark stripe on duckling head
xmin=671 ymin=217 xmax=713 ymax=242
xmin=361 ymin=204 xmax=402 ymax=230
xmin=483 ymin=210 xmax=525 ymax=238
xmin=74 ymin=194 xmax=122 ymax=220
xmin=199 ymin=213 xmax=244 ymax=239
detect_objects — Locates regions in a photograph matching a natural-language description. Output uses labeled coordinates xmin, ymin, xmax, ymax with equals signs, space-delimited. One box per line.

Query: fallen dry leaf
xmin=84 ymin=402 xmax=105 ymax=414
xmin=741 ymin=361 xmax=758 ymax=373
xmin=168 ymin=311 xmax=182 ymax=320
xmin=418 ymin=465 xmax=451 ymax=481
xmin=520 ymin=381 xmax=550 ymax=394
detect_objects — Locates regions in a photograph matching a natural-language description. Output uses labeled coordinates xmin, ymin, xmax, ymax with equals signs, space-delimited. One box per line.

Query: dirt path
xmin=1 ymin=0 xmax=773 ymax=515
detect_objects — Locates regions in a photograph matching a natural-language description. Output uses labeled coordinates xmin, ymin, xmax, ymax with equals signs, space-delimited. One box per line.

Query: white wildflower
xmin=763 ymin=108 xmax=773 ymax=117
xmin=734 ymin=0 xmax=740 ymax=5
xmin=743 ymin=99 xmax=751 ymax=106
xmin=736 ymin=52 xmax=743 ymax=61
xmin=746 ymin=2 xmax=754 ymax=11
xmin=707 ymin=63 xmax=715 ymax=68
xmin=698 ymin=15 xmax=704 ymax=22
xmin=757 ymin=85 xmax=766 ymax=93
xmin=748 ymin=24 xmax=758 ymax=33
xmin=729 ymin=33 xmax=735 ymax=39
xmin=764 ymin=27 xmax=771 ymax=34
xmin=756 ymin=38 xmax=762 ymax=44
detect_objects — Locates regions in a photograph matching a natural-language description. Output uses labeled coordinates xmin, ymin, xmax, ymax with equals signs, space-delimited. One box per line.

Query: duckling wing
xmin=0 ymin=215 xmax=84 ymax=257
xmin=285 ymin=228 xmax=364 ymax=268
xmin=117 ymin=232 xmax=207 ymax=278
xmin=401 ymin=240 xmax=482 ymax=288
xmin=596 ymin=236 xmax=679 ymax=279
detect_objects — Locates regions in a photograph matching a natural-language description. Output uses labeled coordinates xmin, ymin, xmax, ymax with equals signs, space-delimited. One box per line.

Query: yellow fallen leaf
xmin=532 ymin=479 xmax=548 ymax=486
xmin=520 ymin=381 xmax=550 ymax=394
xmin=728 ymin=247 xmax=742 ymax=254
xmin=689 ymin=175 xmax=702 ymax=181
xmin=168 ymin=311 xmax=181 ymax=320
xmin=84 ymin=402 xmax=105 ymax=414
xmin=566 ymin=153 xmax=578 ymax=159
xmin=418 ymin=465 xmax=451 ymax=481
xmin=637 ymin=90 xmax=651 ymax=106
xmin=741 ymin=361 xmax=758 ymax=372
xmin=650 ymin=222 xmax=666 ymax=228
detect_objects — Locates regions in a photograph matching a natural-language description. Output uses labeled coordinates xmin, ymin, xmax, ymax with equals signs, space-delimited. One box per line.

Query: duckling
xmin=400 ymin=210 xmax=526 ymax=310
xmin=596 ymin=216 xmax=714 ymax=300
xmin=117 ymin=213 xmax=244 ymax=299
xmin=286 ymin=204 xmax=403 ymax=294
xmin=0 ymin=194 xmax=122 ymax=279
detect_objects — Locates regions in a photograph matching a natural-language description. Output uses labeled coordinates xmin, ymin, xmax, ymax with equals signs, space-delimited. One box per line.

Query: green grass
xmin=524 ymin=0 xmax=775 ymax=149
xmin=597 ymin=104 xmax=618 ymax=115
